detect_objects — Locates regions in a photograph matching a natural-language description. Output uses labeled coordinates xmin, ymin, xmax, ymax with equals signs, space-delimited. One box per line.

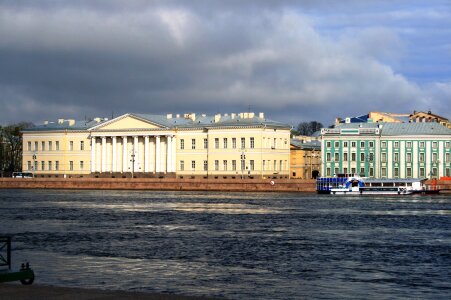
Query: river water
xmin=1 ymin=189 xmax=450 ymax=299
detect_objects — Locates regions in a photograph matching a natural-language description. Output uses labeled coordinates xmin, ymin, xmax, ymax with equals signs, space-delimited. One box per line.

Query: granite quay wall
xmin=0 ymin=178 xmax=316 ymax=192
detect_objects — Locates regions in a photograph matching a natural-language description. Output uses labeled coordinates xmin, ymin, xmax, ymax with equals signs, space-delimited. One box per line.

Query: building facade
xmin=22 ymin=112 xmax=291 ymax=179
xmin=290 ymin=139 xmax=321 ymax=179
xmin=321 ymin=123 xmax=451 ymax=179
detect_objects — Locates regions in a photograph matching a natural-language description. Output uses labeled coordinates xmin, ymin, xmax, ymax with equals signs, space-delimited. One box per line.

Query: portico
xmin=90 ymin=134 xmax=176 ymax=174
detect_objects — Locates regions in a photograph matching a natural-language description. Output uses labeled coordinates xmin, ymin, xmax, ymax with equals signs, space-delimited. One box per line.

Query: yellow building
xmin=22 ymin=112 xmax=291 ymax=179
xmin=290 ymin=140 xmax=321 ymax=179
xmin=409 ymin=110 xmax=451 ymax=128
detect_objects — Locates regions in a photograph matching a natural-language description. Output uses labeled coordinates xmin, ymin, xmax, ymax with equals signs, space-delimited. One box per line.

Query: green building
xmin=321 ymin=122 xmax=451 ymax=179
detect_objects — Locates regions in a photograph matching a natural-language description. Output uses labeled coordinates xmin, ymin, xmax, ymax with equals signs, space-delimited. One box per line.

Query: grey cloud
xmin=0 ymin=1 xmax=450 ymax=126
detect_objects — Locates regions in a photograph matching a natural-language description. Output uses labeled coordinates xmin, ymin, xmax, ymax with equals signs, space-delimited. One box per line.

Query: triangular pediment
xmin=90 ymin=114 xmax=165 ymax=131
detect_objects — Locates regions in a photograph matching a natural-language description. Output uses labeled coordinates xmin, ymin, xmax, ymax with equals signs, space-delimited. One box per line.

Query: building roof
xmin=333 ymin=122 xmax=451 ymax=136
xmin=291 ymin=139 xmax=321 ymax=150
xmin=23 ymin=112 xmax=291 ymax=132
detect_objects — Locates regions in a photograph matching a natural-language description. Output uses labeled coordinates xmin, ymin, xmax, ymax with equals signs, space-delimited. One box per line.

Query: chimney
xmin=167 ymin=114 xmax=172 ymax=119
xmin=335 ymin=117 xmax=342 ymax=125
xmin=176 ymin=114 xmax=180 ymax=118
xmin=259 ymin=112 xmax=264 ymax=119
xmin=44 ymin=120 xmax=49 ymax=125
xmin=58 ymin=118 xmax=64 ymax=124
xmin=345 ymin=117 xmax=351 ymax=124
xmin=214 ymin=113 xmax=221 ymax=123
xmin=68 ymin=119 xmax=75 ymax=126
xmin=231 ymin=113 xmax=236 ymax=119
xmin=94 ymin=117 xmax=102 ymax=123
xmin=190 ymin=113 xmax=196 ymax=121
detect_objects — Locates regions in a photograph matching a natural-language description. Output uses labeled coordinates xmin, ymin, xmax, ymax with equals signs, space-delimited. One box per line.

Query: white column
xmin=133 ymin=136 xmax=139 ymax=172
xmin=122 ymin=136 xmax=128 ymax=172
xmin=167 ymin=135 xmax=172 ymax=174
xmin=171 ymin=136 xmax=176 ymax=172
xmin=112 ymin=136 xmax=117 ymax=172
xmin=156 ymin=136 xmax=161 ymax=173
xmin=144 ymin=136 xmax=149 ymax=173
xmin=91 ymin=137 xmax=96 ymax=172
xmin=101 ymin=137 xmax=107 ymax=173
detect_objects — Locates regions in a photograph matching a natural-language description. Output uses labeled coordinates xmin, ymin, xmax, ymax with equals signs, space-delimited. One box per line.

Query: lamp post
xmin=240 ymin=149 xmax=246 ymax=179
xmin=32 ymin=154 xmax=36 ymax=178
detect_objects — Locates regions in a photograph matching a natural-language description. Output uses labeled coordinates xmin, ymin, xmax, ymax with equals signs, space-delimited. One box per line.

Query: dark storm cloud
xmin=0 ymin=0 xmax=450 ymax=126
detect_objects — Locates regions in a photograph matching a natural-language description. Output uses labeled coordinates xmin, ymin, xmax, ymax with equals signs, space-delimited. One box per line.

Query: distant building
xmin=290 ymin=139 xmax=321 ymax=179
xmin=409 ymin=110 xmax=451 ymax=128
xmin=335 ymin=111 xmax=409 ymax=125
xmin=321 ymin=122 xmax=451 ymax=179
xmin=22 ymin=112 xmax=291 ymax=179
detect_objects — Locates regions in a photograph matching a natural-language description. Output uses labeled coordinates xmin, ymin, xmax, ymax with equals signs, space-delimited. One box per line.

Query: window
xmin=241 ymin=138 xmax=246 ymax=149
xmin=406 ymin=152 xmax=412 ymax=163
xmin=381 ymin=141 xmax=387 ymax=148
xmin=34 ymin=161 xmax=38 ymax=171
xmin=250 ymin=160 xmax=255 ymax=171
xmin=394 ymin=153 xmax=399 ymax=162
xmin=326 ymin=141 xmax=331 ymax=148
xmin=34 ymin=142 xmax=38 ymax=151
xmin=273 ymin=160 xmax=277 ymax=171
xmin=343 ymin=167 xmax=348 ymax=174
xmin=263 ymin=160 xmax=266 ymax=170
xmin=191 ymin=160 xmax=196 ymax=170
xmin=56 ymin=141 xmax=60 ymax=151
xmin=432 ymin=142 xmax=438 ymax=149
xmin=204 ymin=138 xmax=208 ymax=149
xmin=203 ymin=160 xmax=208 ymax=171
xmin=41 ymin=161 xmax=45 ymax=170
xmin=394 ymin=167 xmax=399 ymax=177
xmin=351 ymin=141 xmax=356 ymax=148
xmin=80 ymin=141 xmax=84 ymax=151
xmin=394 ymin=141 xmax=399 ymax=148
xmin=360 ymin=167 xmax=365 ymax=175
xmin=27 ymin=161 xmax=31 ymax=171
xmin=69 ymin=161 xmax=74 ymax=171
xmin=326 ymin=168 xmax=331 ymax=176
xmin=215 ymin=160 xmax=219 ymax=171
xmin=419 ymin=153 xmax=425 ymax=162
xmin=419 ymin=167 xmax=425 ymax=177
xmin=420 ymin=141 xmax=425 ymax=148
xmin=369 ymin=153 xmax=374 ymax=162
xmin=407 ymin=167 xmax=412 ymax=177
xmin=351 ymin=153 xmax=356 ymax=161
xmin=334 ymin=141 xmax=339 ymax=148
xmin=232 ymin=138 xmax=237 ymax=149
xmin=351 ymin=167 xmax=356 ymax=175
xmin=334 ymin=153 xmax=339 ymax=162
xmin=326 ymin=153 xmax=331 ymax=162
xmin=250 ymin=137 xmax=255 ymax=149
xmin=446 ymin=142 xmax=450 ymax=149
xmin=215 ymin=138 xmax=219 ymax=149
xmin=27 ymin=142 xmax=31 ymax=151
xmin=69 ymin=141 xmax=74 ymax=151
xmin=343 ymin=153 xmax=348 ymax=161
xmin=223 ymin=138 xmax=228 ymax=149
xmin=241 ymin=160 xmax=246 ymax=171
xmin=180 ymin=139 xmax=185 ymax=150
xmin=273 ymin=138 xmax=276 ymax=149
xmin=446 ymin=153 xmax=450 ymax=163
xmin=41 ymin=141 xmax=45 ymax=151
xmin=360 ymin=141 xmax=365 ymax=148
xmin=406 ymin=141 xmax=412 ymax=148
xmin=180 ymin=161 xmax=184 ymax=171
xmin=446 ymin=168 xmax=450 ymax=177
xmin=80 ymin=161 xmax=84 ymax=170
xmin=334 ymin=168 xmax=339 ymax=176
xmin=49 ymin=141 xmax=52 ymax=151
xmin=55 ymin=161 xmax=59 ymax=171
xmin=343 ymin=142 xmax=348 ymax=148
xmin=432 ymin=167 xmax=438 ymax=177
xmin=381 ymin=153 xmax=387 ymax=162
xmin=232 ymin=160 xmax=237 ymax=171
xmin=369 ymin=167 xmax=374 ymax=177
xmin=191 ymin=139 xmax=196 ymax=150
xmin=48 ymin=161 xmax=52 ymax=171
xmin=432 ymin=152 xmax=438 ymax=162
xmin=223 ymin=160 xmax=227 ymax=171
xmin=369 ymin=141 xmax=374 ymax=148
xmin=279 ymin=160 xmax=282 ymax=171
xmin=360 ymin=153 xmax=365 ymax=161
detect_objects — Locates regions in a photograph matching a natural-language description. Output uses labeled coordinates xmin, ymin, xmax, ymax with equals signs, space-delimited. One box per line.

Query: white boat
xmin=317 ymin=174 xmax=438 ymax=195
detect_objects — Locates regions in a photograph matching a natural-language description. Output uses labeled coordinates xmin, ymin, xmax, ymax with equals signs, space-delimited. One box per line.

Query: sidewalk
xmin=0 ymin=284 xmax=220 ymax=300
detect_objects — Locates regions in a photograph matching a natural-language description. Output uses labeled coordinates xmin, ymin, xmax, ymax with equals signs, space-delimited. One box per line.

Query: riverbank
xmin=0 ymin=284 xmax=219 ymax=300
xmin=0 ymin=177 xmax=316 ymax=192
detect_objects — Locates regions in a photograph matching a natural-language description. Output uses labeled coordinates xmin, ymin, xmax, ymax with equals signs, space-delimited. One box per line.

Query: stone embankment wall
xmin=0 ymin=178 xmax=316 ymax=192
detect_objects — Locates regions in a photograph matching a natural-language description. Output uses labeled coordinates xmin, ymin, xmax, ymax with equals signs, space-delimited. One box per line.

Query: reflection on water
xmin=1 ymin=189 xmax=450 ymax=299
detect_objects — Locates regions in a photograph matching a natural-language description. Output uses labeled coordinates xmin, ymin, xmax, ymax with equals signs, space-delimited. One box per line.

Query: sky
xmin=0 ymin=0 xmax=450 ymax=127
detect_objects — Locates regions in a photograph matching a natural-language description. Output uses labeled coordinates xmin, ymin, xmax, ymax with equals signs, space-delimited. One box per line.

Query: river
xmin=1 ymin=189 xmax=450 ymax=299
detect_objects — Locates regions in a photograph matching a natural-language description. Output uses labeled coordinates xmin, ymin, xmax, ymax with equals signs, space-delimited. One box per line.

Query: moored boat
xmin=316 ymin=174 xmax=439 ymax=195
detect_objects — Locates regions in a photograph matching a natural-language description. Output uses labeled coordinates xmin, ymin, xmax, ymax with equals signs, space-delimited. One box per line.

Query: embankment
xmin=0 ymin=177 xmax=316 ymax=192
